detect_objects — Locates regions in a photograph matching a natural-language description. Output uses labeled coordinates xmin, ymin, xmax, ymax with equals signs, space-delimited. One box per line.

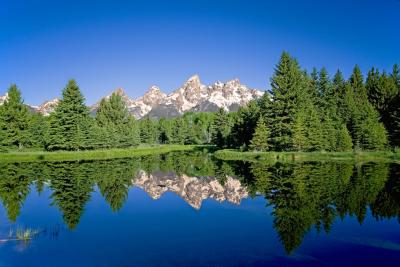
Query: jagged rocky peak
xmin=181 ymin=74 xmax=205 ymax=101
xmin=139 ymin=85 xmax=167 ymax=105
xmin=225 ymin=78 xmax=241 ymax=88
xmin=164 ymin=74 xmax=207 ymax=112
xmin=92 ymin=87 xmax=135 ymax=110
xmin=38 ymin=98 xmax=60 ymax=116
xmin=0 ymin=92 xmax=9 ymax=105
xmin=185 ymin=74 xmax=202 ymax=88
xmin=6 ymin=75 xmax=264 ymax=118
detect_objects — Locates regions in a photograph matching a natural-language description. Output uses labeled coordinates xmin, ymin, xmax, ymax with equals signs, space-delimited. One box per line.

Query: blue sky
xmin=1 ymin=0 xmax=399 ymax=105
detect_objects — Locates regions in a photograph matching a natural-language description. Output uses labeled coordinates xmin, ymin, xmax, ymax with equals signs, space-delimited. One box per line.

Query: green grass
xmin=15 ymin=227 xmax=39 ymax=242
xmin=214 ymin=149 xmax=400 ymax=163
xmin=0 ymin=227 xmax=40 ymax=243
xmin=0 ymin=145 xmax=201 ymax=162
xmin=2 ymin=145 xmax=399 ymax=163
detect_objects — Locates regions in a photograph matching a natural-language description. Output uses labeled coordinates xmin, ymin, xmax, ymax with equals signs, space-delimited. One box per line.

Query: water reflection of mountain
xmin=0 ymin=152 xmax=399 ymax=254
xmin=134 ymin=170 xmax=248 ymax=209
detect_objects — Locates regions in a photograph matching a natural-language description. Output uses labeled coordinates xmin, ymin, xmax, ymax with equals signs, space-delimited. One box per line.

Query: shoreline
xmin=0 ymin=145 xmax=201 ymax=162
xmin=1 ymin=146 xmax=400 ymax=163
xmin=214 ymin=149 xmax=400 ymax=163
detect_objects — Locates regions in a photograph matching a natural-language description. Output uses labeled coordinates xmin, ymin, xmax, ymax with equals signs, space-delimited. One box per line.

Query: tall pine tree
xmin=0 ymin=84 xmax=31 ymax=149
xmin=345 ymin=66 xmax=388 ymax=150
xmin=46 ymin=80 xmax=91 ymax=151
xmin=268 ymin=52 xmax=308 ymax=151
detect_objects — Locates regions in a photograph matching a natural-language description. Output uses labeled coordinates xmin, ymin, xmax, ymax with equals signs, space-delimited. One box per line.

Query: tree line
xmin=0 ymin=80 xmax=216 ymax=151
xmin=215 ymin=52 xmax=400 ymax=151
xmin=0 ymin=52 xmax=399 ymax=152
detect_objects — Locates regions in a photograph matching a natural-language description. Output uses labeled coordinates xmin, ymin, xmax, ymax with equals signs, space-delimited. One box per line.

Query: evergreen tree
xmin=390 ymin=64 xmax=400 ymax=147
xmin=231 ymin=100 xmax=260 ymax=149
xmin=170 ymin=117 xmax=188 ymax=144
xmin=293 ymin=104 xmax=324 ymax=151
xmin=392 ymin=64 xmax=400 ymax=88
xmin=268 ymin=52 xmax=306 ymax=151
xmin=182 ymin=112 xmax=200 ymax=144
xmin=345 ymin=66 xmax=388 ymax=150
xmin=46 ymin=80 xmax=91 ymax=151
xmin=258 ymin=91 xmax=272 ymax=118
xmin=365 ymin=65 xmax=400 ymax=147
xmin=158 ymin=117 xmax=172 ymax=144
xmin=124 ymin=117 xmax=140 ymax=146
xmin=249 ymin=116 xmax=270 ymax=151
xmin=212 ymin=108 xmax=232 ymax=148
xmin=336 ymin=124 xmax=353 ymax=152
xmin=306 ymin=67 xmax=319 ymax=105
xmin=140 ymin=117 xmax=159 ymax=144
xmin=190 ymin=112 xmax=214 ymax=144
xmin=96 ymin=93 xmax=129 ymax=126
xmin=350 ymin=65 xmax=367 ymax=97
xmin=29 ymin=113 xmax=48 ymax=149
xmin=0 ymin=84 xmax=31 ymax=149
xmin=95 ymin=93 xmax=139 ymax=147
xmin=318 ymin=67 xmax=332 ymax=97
xmin=316 ymin=68 xmax=342 ymax=151
xmin=332 ymin=70 xmax=347 ymax=122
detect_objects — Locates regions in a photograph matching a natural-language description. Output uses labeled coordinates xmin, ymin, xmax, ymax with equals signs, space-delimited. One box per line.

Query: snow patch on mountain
xmin=37 ymin=98 xmax=60 ymax=115
xmin=0 ymin=93 xmax=8 ymax=105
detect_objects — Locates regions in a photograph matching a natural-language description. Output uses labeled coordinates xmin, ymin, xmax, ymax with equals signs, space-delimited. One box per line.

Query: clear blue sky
xmin=1 ymin=0 xmax=399 ymax=105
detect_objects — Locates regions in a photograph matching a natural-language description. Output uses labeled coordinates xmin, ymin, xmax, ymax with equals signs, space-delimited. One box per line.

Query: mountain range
xmin=0 ymin=75 xmax=264 ymax=119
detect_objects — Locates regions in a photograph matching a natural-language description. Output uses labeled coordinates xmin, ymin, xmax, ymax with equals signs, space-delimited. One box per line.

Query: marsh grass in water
xmin=0 ymin=227 xmax=40 ymax=243
xmin=16 ymin=227 xmax=39 ymax=241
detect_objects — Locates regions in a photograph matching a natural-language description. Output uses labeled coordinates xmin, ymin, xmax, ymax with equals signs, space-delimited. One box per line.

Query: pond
xmin=0 ymin=151 xmax=399 ymax=266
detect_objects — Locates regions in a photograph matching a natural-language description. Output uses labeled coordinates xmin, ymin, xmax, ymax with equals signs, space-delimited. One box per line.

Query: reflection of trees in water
xmin=243 ymin=161 xmax=394 ymax=254
xmin=48 ymin=163 xmax=94 ymax=229
xmin=370 ymin=164 xmax=400 ymax=221
xmin=0 ymin=153 xmax=399 ymax=253
xmin=0 ymin=163 xmax=32 ymax=221
xmin=0 ymin=151 xmax=217 ymax=227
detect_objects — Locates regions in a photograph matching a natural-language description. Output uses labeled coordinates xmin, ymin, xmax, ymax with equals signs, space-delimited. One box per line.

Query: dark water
xmin=0 ymin=151 xmax=399 ymax=267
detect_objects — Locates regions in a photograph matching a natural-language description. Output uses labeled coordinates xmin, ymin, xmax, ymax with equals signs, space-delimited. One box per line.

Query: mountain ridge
xmin=0 ymin=75 xmax=264 ymax=119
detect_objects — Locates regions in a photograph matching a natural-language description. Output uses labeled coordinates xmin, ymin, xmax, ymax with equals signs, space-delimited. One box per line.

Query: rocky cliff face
xmin=132 ymin=75 xmax=263 ymax=119
xmin=0 ymin=93 xmax=8 ymax=105
xmin=36 ymin=98 xmax=60 ymax=116
xmin=133 ymin=170 xmax=248 ymax=209
xmin=0 ymin=75 xmax=264 ymax=118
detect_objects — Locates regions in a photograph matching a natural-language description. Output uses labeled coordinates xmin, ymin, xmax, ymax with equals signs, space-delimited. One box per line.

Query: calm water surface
xmin=0 ymin=151 xmax=399 ymax=266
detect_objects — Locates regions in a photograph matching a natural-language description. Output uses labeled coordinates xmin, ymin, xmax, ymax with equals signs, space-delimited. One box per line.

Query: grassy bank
xmin=0 ymin=145 xmax=200 ymax=162
xmin=214 ymin=149 xmax=400 ymax=163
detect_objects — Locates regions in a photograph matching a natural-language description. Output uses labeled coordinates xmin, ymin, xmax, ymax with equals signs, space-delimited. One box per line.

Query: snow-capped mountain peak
xmin=138 ymin=86 xmax=167 ymax=105
xmin=37 ymin=98 xmax=60 ymax=116
xmin=1 ymin=76 xmax=264 ymax=118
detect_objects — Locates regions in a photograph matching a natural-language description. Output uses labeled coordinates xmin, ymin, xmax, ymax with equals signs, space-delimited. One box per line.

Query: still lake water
xmin=0 ymin=151 xmax=399 ymax=267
